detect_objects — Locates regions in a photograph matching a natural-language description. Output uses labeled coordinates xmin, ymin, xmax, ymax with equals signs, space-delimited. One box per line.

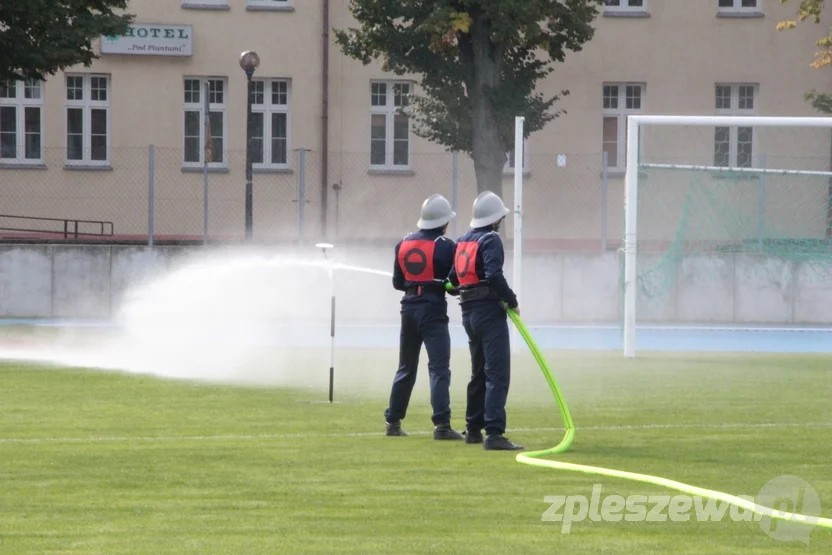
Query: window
xmin=65 ymin=75 xmax=109 ymax=166
xmin=0 ymin=80 xmax=44 ymax=164
xmin=251 ymin=79 xmax=290 ymax=169
xmin=183 ymin=77 xmax=227 ymax=167
xmin=370 ymin=81 xmax=411 ymax=169
xmin=602 ymin=83 xmax=644 ymax=170
xmin=717 ymin=0 xmax=759 ymax=12
xmin=604 ymin=0 xmax=646 ymax=12
xmin=714 ymin=84 xmax=756 ymax=168
xmin=504 ymin=140 xmax=529 ymax=174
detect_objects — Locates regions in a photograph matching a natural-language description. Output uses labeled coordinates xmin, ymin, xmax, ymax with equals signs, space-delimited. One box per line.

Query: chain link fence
xmin=328 ymin=150 xmax=619 ymax=250
xmin=0 ymin=146 xmax=621 ymax=251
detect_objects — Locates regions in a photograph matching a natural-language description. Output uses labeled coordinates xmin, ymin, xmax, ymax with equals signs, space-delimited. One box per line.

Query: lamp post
xmin=239 ymin=50 xmax=260 ymax=241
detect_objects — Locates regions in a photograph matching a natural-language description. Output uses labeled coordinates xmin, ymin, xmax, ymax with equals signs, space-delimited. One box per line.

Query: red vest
xmin=454 ymin=241 xmax=480 ymax=286
xmin=397 ymin=239 xmax=436 ymax=282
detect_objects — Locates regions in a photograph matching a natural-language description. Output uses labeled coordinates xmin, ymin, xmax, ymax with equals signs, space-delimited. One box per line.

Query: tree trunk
xmin=468 ymin=15 xmax=505 ymax=198
xmin=470 ymin=127 xmax=505 ymax=197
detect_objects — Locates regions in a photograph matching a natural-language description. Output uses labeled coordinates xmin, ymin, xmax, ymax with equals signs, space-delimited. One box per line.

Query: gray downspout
xmin=321 ymin=0 xmax=330 ymax=240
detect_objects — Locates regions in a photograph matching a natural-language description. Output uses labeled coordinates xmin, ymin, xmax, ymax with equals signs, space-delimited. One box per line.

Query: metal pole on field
xmin=203 ymin=82 xmax=210 ymax=246
xmin=602 ymin=151 xmax=609 ymax=252
xmin=512 ymin=116 xmax=524 ymax=353
xmin=451 ymin=151 xmax=459 ymax=238
xmin=329 ymin=275 xmax=335 ymax=403
xmin=148 ymin=144 xmax=155 ymax=247
xmin=298 ymin=148 xmax=307 ymax=245
xmin=316 ymin=242 xmax=336 ymax=403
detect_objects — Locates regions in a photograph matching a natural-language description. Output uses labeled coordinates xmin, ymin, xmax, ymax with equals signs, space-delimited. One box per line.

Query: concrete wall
xmin=0 ymin=245 xmax=830 ymax=325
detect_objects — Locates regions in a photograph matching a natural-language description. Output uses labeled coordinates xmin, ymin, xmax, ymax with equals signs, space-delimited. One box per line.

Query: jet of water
xmin=0 ymin=249 xmax=399 ymax=390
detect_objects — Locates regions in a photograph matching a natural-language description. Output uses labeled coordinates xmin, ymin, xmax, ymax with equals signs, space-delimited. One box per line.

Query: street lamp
xmin=239 ymin=50 xmax=260 ymax=240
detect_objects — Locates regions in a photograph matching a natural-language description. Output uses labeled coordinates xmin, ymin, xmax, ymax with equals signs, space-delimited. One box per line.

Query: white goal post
xmin=512 ymin=116 xmax=524 ymax=353
xmin=622 ymin=115 xmax=832 ymax=358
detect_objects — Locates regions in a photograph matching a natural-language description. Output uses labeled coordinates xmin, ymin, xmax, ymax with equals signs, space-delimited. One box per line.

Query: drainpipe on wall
xmin=321 ymin=0 xmax=330 ymax=239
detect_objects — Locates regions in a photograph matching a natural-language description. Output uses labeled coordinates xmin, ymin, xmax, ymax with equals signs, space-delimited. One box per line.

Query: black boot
xmin=463 ymin=429 xmax=484 ymax=445
xmin=483 ymin=434 xmax=524 ymax=451
xmin=433 ymin=423 xmax=464 ymax=440
xmin=386 ymin=421 xmax=407 ymax=437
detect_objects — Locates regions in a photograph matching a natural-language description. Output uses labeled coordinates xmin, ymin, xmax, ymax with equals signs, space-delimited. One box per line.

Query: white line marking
xmin=1 ymin=422 xmax=829 ymax=445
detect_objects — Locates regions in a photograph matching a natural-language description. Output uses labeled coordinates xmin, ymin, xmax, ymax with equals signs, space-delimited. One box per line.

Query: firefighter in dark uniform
xmin=448 ymin=191 xmax=524 ymax=451
xmin=384 ymin=194 xmax=465 ymax=440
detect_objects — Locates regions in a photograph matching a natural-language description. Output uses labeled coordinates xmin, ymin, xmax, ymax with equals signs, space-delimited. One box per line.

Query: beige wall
xmin=0 ymin=0 xmax=830 ymax=249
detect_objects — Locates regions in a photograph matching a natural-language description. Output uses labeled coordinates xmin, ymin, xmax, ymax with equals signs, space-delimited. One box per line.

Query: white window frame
xmin=602 ymin=82 xmax=645 ymax=171
xmin=369 ymin=80 xmax=412 ymax=170
xmin=251 ymin=78 xmax=291 ymax=170
xmin=247 ymin=0 xmax=290 ymax=6
xmin=0 ymin=79 xmax=44 ymax=164
xmin=65 ymin=74 xmax=110 ymax=167
xmin=183 ymin=77 xmax=228 ymax=169
xmin=504 ymin=139 xmax=529 ymax=174
xmin=717 ymin=0 xmax=760 ymax=13
xmin=182 ymin=0 xmax=228 ymax=7
xmin=714 ymin=83 xmax=757 ymax=168
xmin=604 ymin=0 xmax=647 ymax=12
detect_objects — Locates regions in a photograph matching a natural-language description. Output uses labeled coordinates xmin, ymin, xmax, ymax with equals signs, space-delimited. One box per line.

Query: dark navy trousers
xmin=461 ymin=301 xmax=511 ymax=436
xmin=384 ymin=299 xmax=452 ymax=426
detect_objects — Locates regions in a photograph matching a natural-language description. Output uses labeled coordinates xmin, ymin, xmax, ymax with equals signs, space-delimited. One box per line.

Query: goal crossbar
xmin=639 ymin=163 xmax=832 ymax=178
xmin=622 ymin=115 xmax=832 ymax=358
xmin=628 ymin=115 xmax=832 ymax=127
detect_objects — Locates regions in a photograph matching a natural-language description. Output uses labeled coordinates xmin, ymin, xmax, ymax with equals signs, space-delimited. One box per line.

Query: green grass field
xmin=1 ymin=347 xmax=832 ymax=554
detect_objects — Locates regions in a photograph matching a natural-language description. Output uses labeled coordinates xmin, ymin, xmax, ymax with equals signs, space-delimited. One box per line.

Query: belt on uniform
xmin=405 ymin=285 xmax=445 ymax=297
xmin=459 ymin=286 xmax=498 ymax=302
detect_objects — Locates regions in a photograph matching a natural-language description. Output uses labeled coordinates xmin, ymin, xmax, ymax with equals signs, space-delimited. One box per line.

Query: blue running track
xmin=0 ymin=319 xmax=830 ymax=353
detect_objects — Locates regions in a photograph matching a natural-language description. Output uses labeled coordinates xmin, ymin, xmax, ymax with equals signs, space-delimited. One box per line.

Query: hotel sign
xmin=101 ymin=24 xmax=193 ymax=57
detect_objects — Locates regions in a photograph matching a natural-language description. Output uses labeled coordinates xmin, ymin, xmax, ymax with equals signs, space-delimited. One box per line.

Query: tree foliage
xmin=778 ymin=0 xmax=831 ymax=68
xmin=0 ymin=0 xmax=134 ymax=83
xmin=334 ymin=0 xmax=603 ymax=195
xmin=777 ymin=1 xmax=831 ymax=113
xmin=805 ymin=89 xmax=832 ymax=113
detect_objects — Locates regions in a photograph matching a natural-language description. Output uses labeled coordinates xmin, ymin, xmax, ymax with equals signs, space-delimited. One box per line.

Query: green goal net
xmin=620 ymin=116 xmax=832 ymax=350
